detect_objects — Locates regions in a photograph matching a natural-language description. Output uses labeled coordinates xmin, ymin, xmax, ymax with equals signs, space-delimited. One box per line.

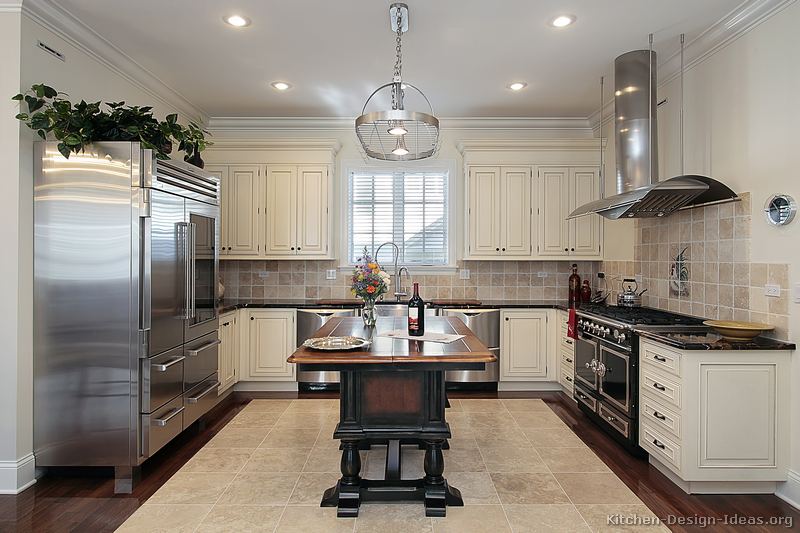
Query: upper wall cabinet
xmin=467 ymin=166 xmax=532 ymax=259
xmin=537 ymin=166 xmax=602 ymax=258
xmin=205 ymin=165 xmax=261 ymax=256
xmin=265 ymin=165 xmax=329 ymax=257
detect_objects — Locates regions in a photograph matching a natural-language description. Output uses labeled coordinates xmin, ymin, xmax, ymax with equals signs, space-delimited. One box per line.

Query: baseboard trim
xmin=0 ymin=453 xmax=36 ymax=494
xmin=234 ymin=381 xmax=299 ymax=392
xmin=776 ymin=469 xmax=800 ymax=510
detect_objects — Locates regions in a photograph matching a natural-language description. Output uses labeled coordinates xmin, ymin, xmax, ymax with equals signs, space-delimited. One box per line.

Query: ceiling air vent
xmin=37 ymin=41 xmax=65 ymax=62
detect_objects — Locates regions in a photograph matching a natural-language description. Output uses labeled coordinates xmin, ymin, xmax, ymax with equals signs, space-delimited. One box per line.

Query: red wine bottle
xmin=408 ymin=282 xmax=425 ymax=336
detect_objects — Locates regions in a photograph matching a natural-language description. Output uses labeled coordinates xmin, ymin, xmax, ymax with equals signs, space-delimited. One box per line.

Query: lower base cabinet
xmin=241 ymin=309 xmax=297 ymax=381
xmin=500 ymin=310 xmax=548 ymax=381
xmin=557 ymin=310 xmax=576 ymax=398
xmin=218 ymin=310 xmax=239 ymax=393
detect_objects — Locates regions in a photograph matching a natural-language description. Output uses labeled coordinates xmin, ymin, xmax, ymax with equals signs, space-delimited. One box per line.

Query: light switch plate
xmin=459 ymin=269 xmax=470 ymax=280
xmin=326 ymin=269 xmax=337 ymax=280
xmin=764 ymin=284 xmax=781 ymax=297
xmin=257 ymin=271 xmax=269 ymax=279
xmin=537 ymin=272 xmax=547 ymax=278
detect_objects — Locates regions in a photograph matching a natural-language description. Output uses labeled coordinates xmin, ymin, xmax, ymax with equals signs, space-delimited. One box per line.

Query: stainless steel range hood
xmin=569 ymin=49 xmax=737 ymax=220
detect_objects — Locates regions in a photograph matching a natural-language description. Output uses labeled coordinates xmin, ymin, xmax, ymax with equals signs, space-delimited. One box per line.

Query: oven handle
xmin=579 ymin=330 xmax=630 ymax=351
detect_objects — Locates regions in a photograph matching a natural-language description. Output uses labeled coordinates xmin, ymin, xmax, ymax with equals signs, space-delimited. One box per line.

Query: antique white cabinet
xmin=537 ymin=166 xmax=601 ymax=258
xmin=240 ymin=309 xmax=297 ymax=381
xmin=218 ymin=310 xmax=239 ymax=393
xmin=500 ymin=310 xmax=548 ymax=381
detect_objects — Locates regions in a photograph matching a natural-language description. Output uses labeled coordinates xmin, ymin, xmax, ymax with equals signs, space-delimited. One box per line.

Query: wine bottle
xmin=408 ymin=282 xmax=425 ymax=336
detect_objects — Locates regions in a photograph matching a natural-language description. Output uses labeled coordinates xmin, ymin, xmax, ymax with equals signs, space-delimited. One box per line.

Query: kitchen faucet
xmin=374 ymin=241 xmax=409 ymax=302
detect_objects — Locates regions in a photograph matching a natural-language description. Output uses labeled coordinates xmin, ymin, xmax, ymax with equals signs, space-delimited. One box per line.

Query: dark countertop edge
xmin=218 ymin=299 xmax=572 ymax=314
xmin=636 ymin=328 xmax=796 ymax=351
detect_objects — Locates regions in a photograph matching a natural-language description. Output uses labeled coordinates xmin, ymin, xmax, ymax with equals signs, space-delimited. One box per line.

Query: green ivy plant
xmin=12 ymin=83 xmax=211 ymax=164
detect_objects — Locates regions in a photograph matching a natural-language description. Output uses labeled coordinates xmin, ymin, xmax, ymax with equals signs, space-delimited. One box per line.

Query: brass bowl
xmin=703 ymin=320 xmax=774 ymax=341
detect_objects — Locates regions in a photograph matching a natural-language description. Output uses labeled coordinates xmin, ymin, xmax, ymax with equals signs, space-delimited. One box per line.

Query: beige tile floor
xmin=117 ymin=399 xmax=668 ymax=532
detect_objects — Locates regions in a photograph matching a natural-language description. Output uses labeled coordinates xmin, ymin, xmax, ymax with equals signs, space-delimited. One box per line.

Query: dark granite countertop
xmin=637 ymin=328 xmax=795 ymax=351
xmin=218 ymin=298 xmax=572 ymax=314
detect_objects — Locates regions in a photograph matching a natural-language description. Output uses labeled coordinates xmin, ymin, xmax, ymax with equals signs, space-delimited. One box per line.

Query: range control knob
xmin=618 ymin=333 xmax=627 ymax=343
xmin=603 ymin=327 xmax=611 ymax=335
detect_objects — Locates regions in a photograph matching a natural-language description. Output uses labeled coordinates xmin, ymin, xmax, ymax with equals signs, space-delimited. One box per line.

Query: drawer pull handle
xmin=153 ymin=406 xmax=184 ymax=427
xmin=152 ymin=356 xmax=185 ymax=372
xmin=606 ymin=415 xmax=617 ymax=422
xmin=566 ymin=376 xmax=573 ymax=382
xmin=565 ymin=339 xmax=573 ymax=345
xmin=187 ymin=339 xmax=221 ymax=356
xmin=187 ymin=382 xmax=220 ymax=404
xmin=652 ymin=439 xmax=666 ymax=450
xmin=566 ymin=357 xmax=573 ymax=363
xmin=652 ymin=382 xmax=666 ymax=391
xmin=653 ymin=355 xmax=668 ymax=363
xmin=653 ymin=411 xmax=667 ymax=421
xmin=577 ymin=393 xmax=587 ymax=399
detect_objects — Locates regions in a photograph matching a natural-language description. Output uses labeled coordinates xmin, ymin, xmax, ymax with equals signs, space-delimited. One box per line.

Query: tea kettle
xmin=617 ymin=279 xmax=647 ymax=308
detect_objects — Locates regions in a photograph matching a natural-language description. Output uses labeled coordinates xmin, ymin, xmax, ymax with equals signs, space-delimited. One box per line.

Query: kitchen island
xmin=287 ymin=316 xmax=496 ymax=517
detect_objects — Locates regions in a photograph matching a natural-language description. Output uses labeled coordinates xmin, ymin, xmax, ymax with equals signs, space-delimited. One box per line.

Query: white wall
xmin=654 ymin=2 xmax=800 ymax=504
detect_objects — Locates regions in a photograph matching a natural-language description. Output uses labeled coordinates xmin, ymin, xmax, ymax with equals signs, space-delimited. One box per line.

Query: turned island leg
xmin=423 ymin=439 xmax=463 ymax=517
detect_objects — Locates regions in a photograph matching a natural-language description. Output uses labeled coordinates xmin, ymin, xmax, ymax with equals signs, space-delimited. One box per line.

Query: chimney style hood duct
xmin=569 ymin=46 xmax=737 ymax=220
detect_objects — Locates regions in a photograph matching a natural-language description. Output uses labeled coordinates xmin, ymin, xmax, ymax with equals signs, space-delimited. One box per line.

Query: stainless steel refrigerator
xmin=33 ymin=142 xmax=221 ymax=492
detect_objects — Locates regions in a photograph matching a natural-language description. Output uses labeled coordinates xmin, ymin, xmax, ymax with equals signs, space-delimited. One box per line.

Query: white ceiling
xmin=52 ymin=0 xmax=739 ymax=118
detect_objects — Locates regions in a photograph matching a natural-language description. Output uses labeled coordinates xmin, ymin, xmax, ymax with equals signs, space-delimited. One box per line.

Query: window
xmin=348 ymin=170 xmax=449 ymax=266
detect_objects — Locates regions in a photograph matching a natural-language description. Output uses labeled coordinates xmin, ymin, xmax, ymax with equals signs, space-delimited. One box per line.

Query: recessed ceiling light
xmin=550 ymin=15 xmax=576 ymax=28
xmin=508 ymin=82 xmax=528 ymax=91
xmin=224 ymin=14 xmax=251 ymax=27
xmin=271 ymin=81 xmax=291 ymax=91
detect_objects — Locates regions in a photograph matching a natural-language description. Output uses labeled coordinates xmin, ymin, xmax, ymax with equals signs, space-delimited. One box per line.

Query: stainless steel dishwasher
xmin=439 ymin=308 xmax=500 ymax=384
xmin=296 ymin=308 xmax=358 ymax=388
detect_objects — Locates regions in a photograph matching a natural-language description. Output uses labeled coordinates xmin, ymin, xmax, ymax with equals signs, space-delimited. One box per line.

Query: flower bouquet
xmin=351 ymin=247 xmax=391 ymax=327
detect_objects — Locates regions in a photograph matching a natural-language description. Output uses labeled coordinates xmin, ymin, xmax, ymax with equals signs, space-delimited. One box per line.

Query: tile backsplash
xmin=602 ymin=192 xmax=790 ymax=339
xmin=220 ymin=260 xmax=599 ymax=302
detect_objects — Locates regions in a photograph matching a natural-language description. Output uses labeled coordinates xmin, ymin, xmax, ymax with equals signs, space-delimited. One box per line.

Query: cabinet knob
xmin=291 ymin=247 xmax=295 ymax=250
xmin=564 ymin=248 xmax=568 ymax=252
xmin=250 ymin=316 xmax=254 ymax=320
xmin=505 ymin=317 xmax=509 ymax=321
xmin=571 ymin=248 xmax=575 ymax=252
xmin=297 ymin=247 xmax=301 ymax=250
xmin=496 ymin=248 xmax=500 ymax=251
xmin=501 ymin=248 xmax=506 ymax=251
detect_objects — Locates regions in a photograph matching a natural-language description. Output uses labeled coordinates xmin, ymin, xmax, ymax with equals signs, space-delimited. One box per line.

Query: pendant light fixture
xmin=356 ymin=3 xmax=439 ymax=161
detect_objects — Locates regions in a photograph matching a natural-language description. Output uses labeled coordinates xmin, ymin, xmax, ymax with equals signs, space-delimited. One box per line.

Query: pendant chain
xmin=391 ymin=7 xmax=403 ymax=110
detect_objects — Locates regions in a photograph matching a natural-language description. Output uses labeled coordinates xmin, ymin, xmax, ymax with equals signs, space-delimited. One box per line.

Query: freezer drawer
xmin=141 ymin=345 xmax=185 ymax=414
xmin=141 ymin=395 xmax=184 ymax=458
xmin=184 ymin=331 xmax=220 ymax=390
xmin=183 ymin=374 xmax=220 ymax=428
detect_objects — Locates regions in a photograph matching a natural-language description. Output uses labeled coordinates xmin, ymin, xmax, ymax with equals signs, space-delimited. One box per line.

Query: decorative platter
xmin=703 ymin=320 xmax=774 ymax=341
xmin=303 ymin=336 xmax=371 ymax=351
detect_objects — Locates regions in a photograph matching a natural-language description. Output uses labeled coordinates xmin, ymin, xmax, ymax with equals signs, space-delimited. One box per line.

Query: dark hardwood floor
xmin=1 ymin=390 xmax=797 ymax=532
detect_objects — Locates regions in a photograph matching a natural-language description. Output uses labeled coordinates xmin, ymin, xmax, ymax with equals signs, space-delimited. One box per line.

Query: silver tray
xmin=302 ymin=336 xmax=371 ymax=351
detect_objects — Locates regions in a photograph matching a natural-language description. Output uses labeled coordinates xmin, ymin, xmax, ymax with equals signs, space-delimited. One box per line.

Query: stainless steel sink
xmin=375 ymin=302 xmax=437 ymax=317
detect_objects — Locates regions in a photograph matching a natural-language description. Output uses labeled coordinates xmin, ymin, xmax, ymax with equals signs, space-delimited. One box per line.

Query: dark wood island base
xmin=288 ymin=317 xmax=496 ymax=518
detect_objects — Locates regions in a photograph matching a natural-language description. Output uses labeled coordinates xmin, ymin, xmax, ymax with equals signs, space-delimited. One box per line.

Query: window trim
xmin=339 ymin=159 xmax=457 ymax=271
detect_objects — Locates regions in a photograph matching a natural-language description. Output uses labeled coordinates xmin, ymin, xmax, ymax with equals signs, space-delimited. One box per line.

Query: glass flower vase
xmin=361 ymin=297 xmax=377 ymax=327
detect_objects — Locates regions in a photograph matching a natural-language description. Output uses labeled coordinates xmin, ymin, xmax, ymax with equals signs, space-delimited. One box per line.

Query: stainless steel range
xmin=573 ymin=304 xmax=703 ymax=454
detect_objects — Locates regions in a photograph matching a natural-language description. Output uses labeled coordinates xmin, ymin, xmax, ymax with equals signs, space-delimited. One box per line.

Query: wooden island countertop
xmin=287 ymin=316 xmax=496 ymax=366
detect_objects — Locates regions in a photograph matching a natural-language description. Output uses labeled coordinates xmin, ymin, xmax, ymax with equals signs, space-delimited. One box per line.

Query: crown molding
xmin=206 ymin=138 xmax=342 ymax=155
xmin=457 ymin=138 xmax=607 ymax=155
xmin=0 ymin=2 xmax=23 ymax=13
xmin=22 ymin=0 xmax=207 ymax=122
xmin=207 ymin=116 xmax=592 ymax=133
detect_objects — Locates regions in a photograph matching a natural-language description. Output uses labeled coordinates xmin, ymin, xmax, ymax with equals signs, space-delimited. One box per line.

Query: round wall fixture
xmin=764 ymin=194 xmax=796 ymax=226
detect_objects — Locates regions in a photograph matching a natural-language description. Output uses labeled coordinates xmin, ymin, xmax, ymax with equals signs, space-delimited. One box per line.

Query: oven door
xmin=598 ymin=343 xmax=631 ymax=416
xmin=574 ymin=334 xmax=599 ymax=391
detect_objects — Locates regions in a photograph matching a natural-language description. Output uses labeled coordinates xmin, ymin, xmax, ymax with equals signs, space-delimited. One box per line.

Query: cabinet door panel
xmin=204 ymin=166 xmax=229 ymax=254
xmin=500 ymin=167 xmax=532 ymax=256
xmin=501 ymin=310 xmax=548 ymax=380
xmin=468 ymin=167 xmax=500 ymax=256
xmin=570 ymin=168 xmax=601 ymax=256
xmin=538 ymin=167 xmax=569 ymax=256
xmin=246 ymin=310 xmax=295 ymax=380
xmin=296 ymin=166 xmax=328 ymax=256
xmin=265 ymin=166 xmax=298 ymax=255
xmin=227 ymin=166 xmax=261 ymax=255
xmin=218 ymin=312 xmax=238 ymax=393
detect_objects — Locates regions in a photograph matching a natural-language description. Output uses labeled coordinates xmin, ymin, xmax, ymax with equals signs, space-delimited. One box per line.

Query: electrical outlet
xmin=459 ymin=269 xmax=470 ymax=280
xmin=794 ymin=283 xmax=800 ymax=304
xmin=635 ymin=274 xmax=643 ymax=283
xmin=537 ymin=272 xmax=547 ymax=278
xmin=257 ymin=271 xmax=269 ymax=279
xmin=764 ymin=284 xmax=781 ymax=297
xmin=326 ymin=269 xmax=337 ymax=280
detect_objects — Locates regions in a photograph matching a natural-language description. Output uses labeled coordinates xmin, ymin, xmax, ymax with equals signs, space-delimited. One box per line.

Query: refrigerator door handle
xmin=189 ymin=222 xmax=197 ymax=319
xmin=140 ymin=216 xmax=152 ymax=331
xmin=178 ymin=222 xmax=191 ymax=319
